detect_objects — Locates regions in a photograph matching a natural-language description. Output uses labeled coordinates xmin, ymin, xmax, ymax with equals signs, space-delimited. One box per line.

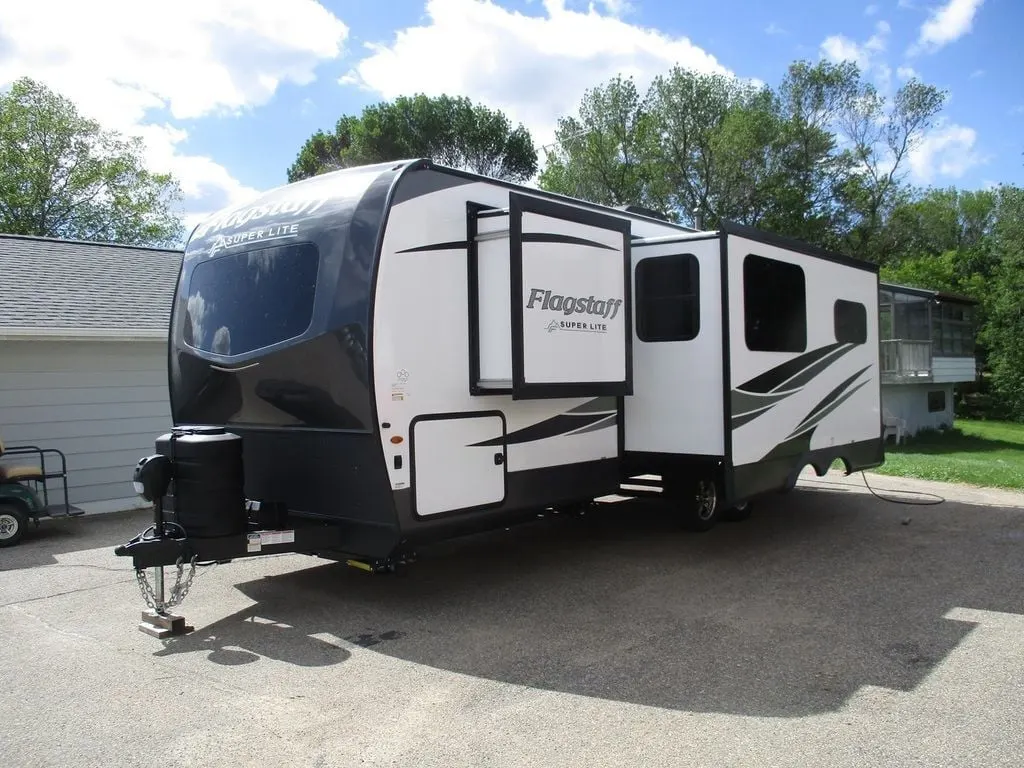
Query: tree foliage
xmin=287 ymin=94 xmax=538 ymax=183
xmin=539 ymin=60 xmax=946 ymax=262
xmin=0 ymin=77 xmax=184 ymax=247
xmin=980 ymin=186 xmax=1024 ymax=420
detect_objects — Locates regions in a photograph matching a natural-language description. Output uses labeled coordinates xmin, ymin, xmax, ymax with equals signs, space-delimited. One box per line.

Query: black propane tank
xmin=155 ymin=426 xmax=246 ymax=538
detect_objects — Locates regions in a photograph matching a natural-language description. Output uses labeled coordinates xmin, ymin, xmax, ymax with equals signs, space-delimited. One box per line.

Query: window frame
xmin=183 ymin=240 xmax=321 ymax=358
xmin=742 ymin=253 xmax=808 ymax=354
xmin=634 ymin=252 xmax=701 ymax=343
xmin=834 ymin=299 xmax=868 ymax=345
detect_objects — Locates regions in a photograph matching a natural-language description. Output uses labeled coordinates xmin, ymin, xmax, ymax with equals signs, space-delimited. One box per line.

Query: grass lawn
xmin=871 ymin=419 xmax=1024 ymax=490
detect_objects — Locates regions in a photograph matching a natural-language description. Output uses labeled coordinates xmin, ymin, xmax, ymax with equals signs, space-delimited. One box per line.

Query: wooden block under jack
xmin=139 ymin=609 xmax=194 ymax=638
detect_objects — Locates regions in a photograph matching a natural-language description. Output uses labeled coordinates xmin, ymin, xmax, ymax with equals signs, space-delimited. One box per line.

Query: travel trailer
xmin=116 ymin=158 xmax=885 ymax=612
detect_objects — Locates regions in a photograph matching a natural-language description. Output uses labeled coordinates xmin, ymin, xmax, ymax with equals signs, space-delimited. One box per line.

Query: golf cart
xmin=0 ymin=434 xmax=85 ymax=547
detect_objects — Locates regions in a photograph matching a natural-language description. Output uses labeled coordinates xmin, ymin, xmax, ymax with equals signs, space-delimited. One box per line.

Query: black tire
xmin=721 ymin=500 xmax=753 ymax=522
xmin=678 ymin=476 xmax=722 ymax=532
xmin=0 ymin=503 xmax=28 ymax=548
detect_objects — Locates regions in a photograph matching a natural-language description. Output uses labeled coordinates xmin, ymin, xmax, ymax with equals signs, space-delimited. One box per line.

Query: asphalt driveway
xmin=2 ymin=470 xmax=1023 ymax=767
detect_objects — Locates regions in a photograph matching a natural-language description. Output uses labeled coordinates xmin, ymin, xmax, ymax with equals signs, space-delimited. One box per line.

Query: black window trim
xmin=182 ymin=240 xmax=321 ymax=358
xmin=742 ymin=252 xmax=808 ymax=354
xmin=634 ymin=252 xmax=701 ymax=343
xmin=834 ymin=298 xmax=868 ymax=345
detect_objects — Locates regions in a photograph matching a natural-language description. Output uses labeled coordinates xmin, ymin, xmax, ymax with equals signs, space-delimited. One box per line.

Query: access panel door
xmin=411 ymin=412 xmax=507 ymax=517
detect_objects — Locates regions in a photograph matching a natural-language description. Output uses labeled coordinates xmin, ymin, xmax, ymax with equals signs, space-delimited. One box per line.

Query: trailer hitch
xmin=119 ymin=455 xmax=199 ymax=637
xmin=115 ymin=522 xmax=193 ymax=569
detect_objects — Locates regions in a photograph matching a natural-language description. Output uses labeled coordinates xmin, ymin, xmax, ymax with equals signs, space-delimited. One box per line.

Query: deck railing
xmin=880 ymin=339 xmax=932 ymax=379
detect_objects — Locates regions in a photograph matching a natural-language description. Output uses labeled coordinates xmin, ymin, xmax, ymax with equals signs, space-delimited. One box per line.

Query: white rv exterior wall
xmin=0 ymin=339 xmax=171 ymax=513
xmin=625 ymin=236 xmax=725 ymax=456
xmin=725 ymin=234 xmax=882 ymax=467
xmin=371 ymin=178 xmax=681 ymax=495
xmin=932 ymin=356 xmax=976 ymax=384
xmin=881 ymin=382 xmax=955 ymax=436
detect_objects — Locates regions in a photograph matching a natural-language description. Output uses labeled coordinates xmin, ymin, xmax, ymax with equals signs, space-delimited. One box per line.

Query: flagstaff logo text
xmin=526 ymin=288 xmax=623 ymax=320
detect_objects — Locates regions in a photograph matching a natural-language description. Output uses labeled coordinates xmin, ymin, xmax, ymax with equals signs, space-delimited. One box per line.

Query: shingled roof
xmin=0 ymin=234 xmax=183 ymax=339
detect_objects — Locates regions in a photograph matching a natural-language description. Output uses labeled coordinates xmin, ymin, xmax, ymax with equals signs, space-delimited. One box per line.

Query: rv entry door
xmin=410 ymin=412 xmax=507 ymax=517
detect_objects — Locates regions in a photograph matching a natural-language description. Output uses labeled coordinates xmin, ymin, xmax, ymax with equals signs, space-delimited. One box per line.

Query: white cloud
xmin=865 ymin=4 xmax=880 ymax=15
xmin=0 ymin=0 xmax=350 ymax=235
xmin=341 ymin=0 xmax=732 ymax=149
xmin=897 ymin=65 xmax=919 ymax=79
xmin=912 ymin=0 xmax=985 ymax=54
xmin=907 ymin=121 xmax=987 ymax=183
xmin=970 ymin=68 xmax=985 ymax=78
xmin=765 ymin=22 xmax=787 ymax=35
xmin=595 ymin=0 xmax=635 ymax=16
xmin=820 ymin=19 xmax=891 ymax=73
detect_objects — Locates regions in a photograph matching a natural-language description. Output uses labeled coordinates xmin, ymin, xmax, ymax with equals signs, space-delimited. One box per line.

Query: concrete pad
xmin=2 ymin=475 xmax=1023 ymax=767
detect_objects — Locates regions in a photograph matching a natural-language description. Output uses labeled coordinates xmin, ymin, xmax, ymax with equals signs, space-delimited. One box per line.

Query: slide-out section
xmin=468 ymin=192 xmax=633 ymax=401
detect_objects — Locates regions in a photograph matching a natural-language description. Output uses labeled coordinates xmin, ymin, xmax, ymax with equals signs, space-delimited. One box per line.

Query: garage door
xmin=0 ymin=339 xmax=173 ymax=513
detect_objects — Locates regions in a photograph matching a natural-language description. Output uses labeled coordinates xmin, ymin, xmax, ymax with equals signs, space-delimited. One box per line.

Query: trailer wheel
xmin=0 ymin=503 xmax=27 ymax=548
xmin=721 ymin=500 xmax=753 ymax=522
xmin=679 ymin=477 xmax=721 ymax=532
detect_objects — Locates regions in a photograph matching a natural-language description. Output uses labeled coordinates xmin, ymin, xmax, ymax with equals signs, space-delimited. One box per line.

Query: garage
xmin=0 ymin=234 xmax=183 ymax=514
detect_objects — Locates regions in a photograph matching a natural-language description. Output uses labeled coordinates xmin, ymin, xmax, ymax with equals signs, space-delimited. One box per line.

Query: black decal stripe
xmin=470 ymin=412 xmax=610 ymax=447
xmin=396 ymin=240 xmax=468 ymax=254
xmin=520 ymin=233 xmax=616 ymax=251
xmin=565 ymin=414 xmax=617 ymax=437
xmin=568 ymin=397 xmax=617 ymax=414
xmin=759 ymin=427 xmax=816 ymax=463
xmin=731 ymin=406 xmax=775 ymax=430
xmin=792 ymin=366 xmax=872 ymax=434
xmin=773 ymin=344 xmax=854 ymax=393
xmin=390 ymin=169 xmax=475 ymax=205
xmin=736 ymin=342 xmax=845 ymax=394
xmin=731 ymin=389 xmax=795 ymax=417
xmin=789 ymin=379 xmax=870 ymax=439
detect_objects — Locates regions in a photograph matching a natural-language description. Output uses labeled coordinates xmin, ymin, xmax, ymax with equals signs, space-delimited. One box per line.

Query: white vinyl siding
xmin=0 ymin=339 xmax=172 ymax=512
xmin=881 ymin=382 xmax=955 ymax=437
xmin=932 ymin=356 xmax=977 ymax=384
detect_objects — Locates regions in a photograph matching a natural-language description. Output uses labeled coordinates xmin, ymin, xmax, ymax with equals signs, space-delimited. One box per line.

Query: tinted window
xmin=743 ymin=254 xmax=806 ymax=353
xmin=184 ymin=242 xmax=319 ymax=356
xmin=635 ymin=253 xmax=700 ymax=342
xmin=928 ymin=390 xmax=946 ymax=413
xmin=834 ymin=299 xmax=867 ymax=344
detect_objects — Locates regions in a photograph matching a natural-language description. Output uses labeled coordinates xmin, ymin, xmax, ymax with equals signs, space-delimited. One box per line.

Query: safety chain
xmin=134 ymin=555 xmax=198 ymax=613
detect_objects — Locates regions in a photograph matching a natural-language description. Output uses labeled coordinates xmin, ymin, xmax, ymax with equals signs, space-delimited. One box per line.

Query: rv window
xmin=743 ymin=254 xmax=806 ymax=353
xmin=834 ymin=299 xmax=867 ymax=344
xmin=635 ymin=254 xmax=700 ymax=342
xmin=183 ymin=242 xmax=319 ymax=356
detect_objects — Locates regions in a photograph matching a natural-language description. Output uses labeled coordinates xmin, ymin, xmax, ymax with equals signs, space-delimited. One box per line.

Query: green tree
xmin=0 ymin=77 xmax=184 ymax=247
xmin=538 ymin=75 xmax=669 ymax=214
xmin=884 ymin=186 xmax=998 ymax=277
xmin=287 ymin=94 xmax=538 ymax=183
xmin=836 ymin=77 xmax=947 ymax=262
xmin=538 ymin=60 xmax=946 ymax=261
xmin=981 ymin=185 xmax=1024 ymax=420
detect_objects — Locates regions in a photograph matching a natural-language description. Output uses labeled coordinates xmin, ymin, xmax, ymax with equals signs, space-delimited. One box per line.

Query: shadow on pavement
xmin=150 ymin=485 xmax=1024 ymax=718
xmin=0 ymin=508 xmax=152 ymax=572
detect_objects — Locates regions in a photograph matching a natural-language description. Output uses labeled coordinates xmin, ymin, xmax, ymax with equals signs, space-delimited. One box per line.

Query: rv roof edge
xmin=632 ymin=232 xmax=720 ymax=247
xmin=718 ymin=219 xmax=879 ymax=274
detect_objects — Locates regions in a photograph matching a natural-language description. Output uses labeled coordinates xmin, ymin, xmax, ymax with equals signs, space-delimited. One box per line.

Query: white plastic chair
xmin=882 ymin=410 xmax=905 ymax=444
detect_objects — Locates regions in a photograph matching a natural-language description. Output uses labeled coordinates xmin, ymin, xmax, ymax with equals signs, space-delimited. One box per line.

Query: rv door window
xmin=184 ymin=242 xmax=319 ymax=356
xmin=834 ymin=299 xmax=867 ymax=344
xmin=635 ymin=253 xmax=700 ymax=342
xmin=743 ymin=254 xmax=806 ymax=353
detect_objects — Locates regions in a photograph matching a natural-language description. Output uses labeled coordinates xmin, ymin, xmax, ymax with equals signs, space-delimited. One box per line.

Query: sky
xmin=1 ymin=0 xmax=1021 ymax=235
